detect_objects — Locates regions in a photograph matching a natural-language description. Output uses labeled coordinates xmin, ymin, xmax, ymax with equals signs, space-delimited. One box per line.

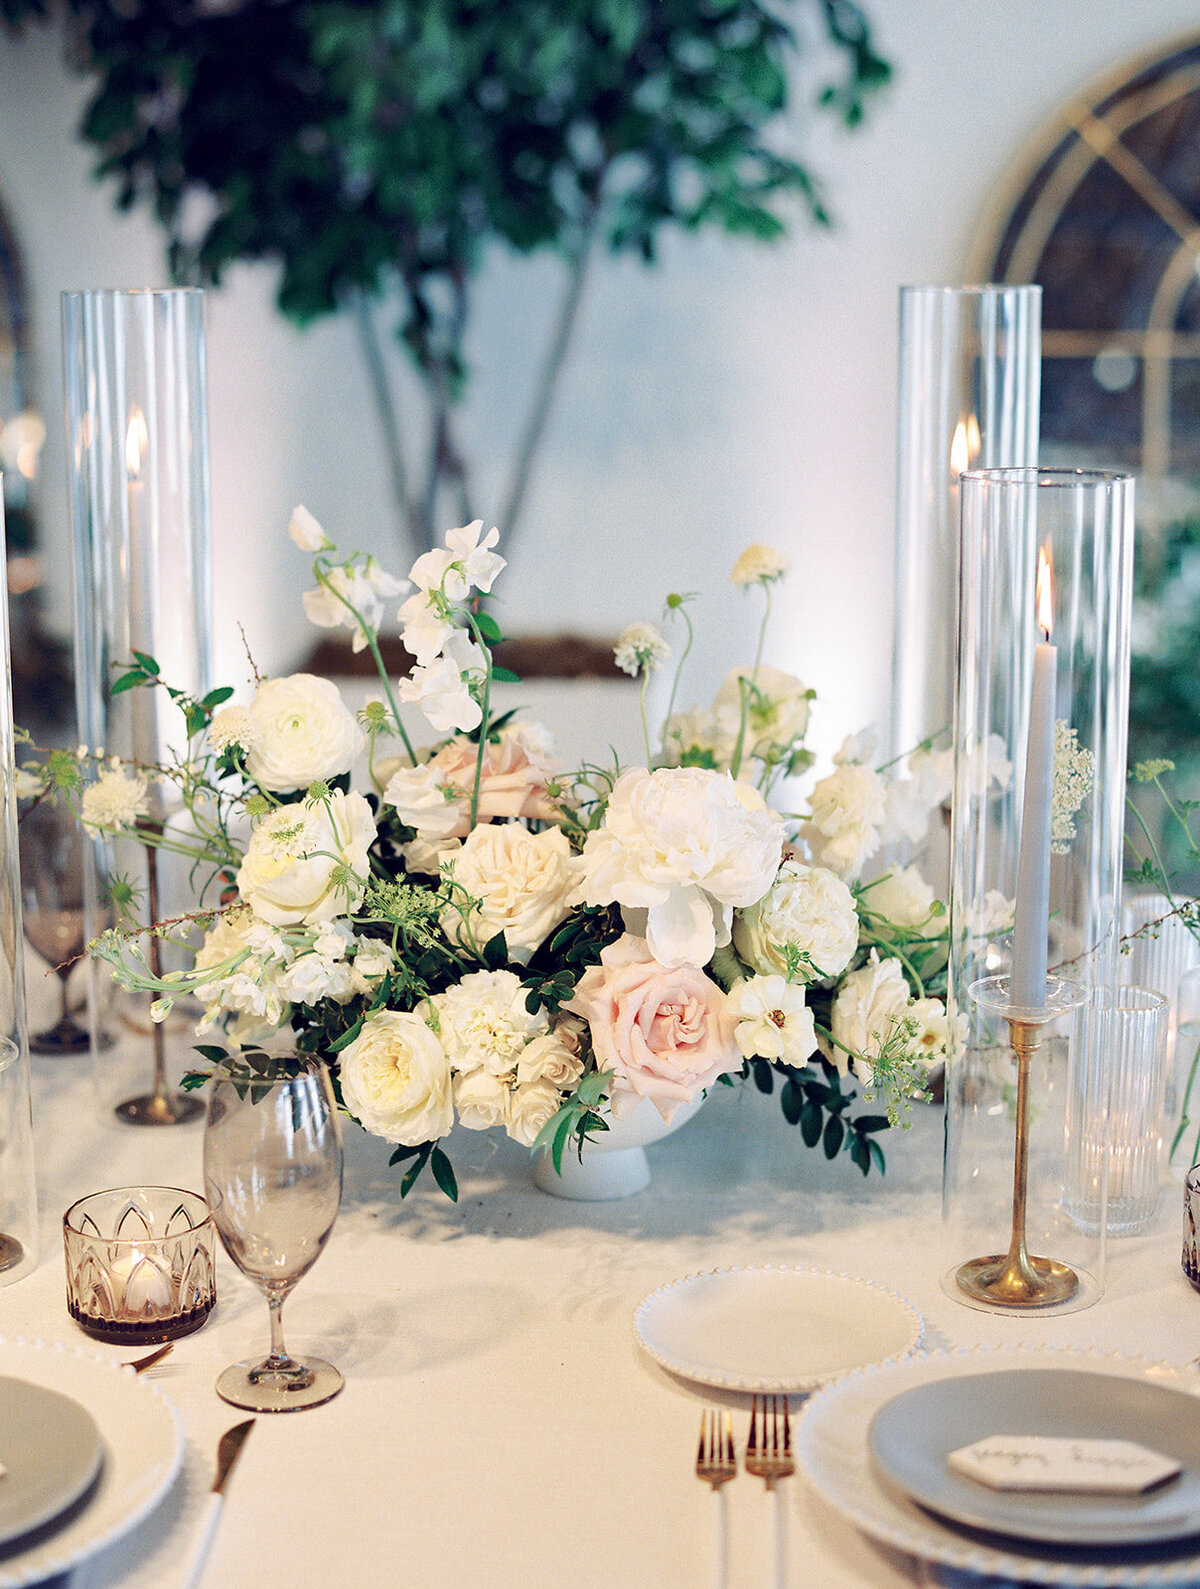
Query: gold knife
xmin=181 ymin=1420 xmax=255 ymax=1589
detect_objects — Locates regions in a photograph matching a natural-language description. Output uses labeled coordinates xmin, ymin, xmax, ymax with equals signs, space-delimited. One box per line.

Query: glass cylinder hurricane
xmin=890 ymin=285 xmax=1041 ymax=765
xmin=942 ymin=467 xmax=1135 ymax=1313
xmin=62 ymin=288 xmax=213 ymax=1126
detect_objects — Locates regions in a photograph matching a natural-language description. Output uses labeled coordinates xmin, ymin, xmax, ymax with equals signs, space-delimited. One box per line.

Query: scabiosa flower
xmin=80 ymin=763 xmax=150 ymax=833
xmin=209 ymin=705 xmax=257 ymax=757
xmin=730 ymin=543 xmax=790 ymax=588
xmin=613 ymin=622 xmax=670 ymax=678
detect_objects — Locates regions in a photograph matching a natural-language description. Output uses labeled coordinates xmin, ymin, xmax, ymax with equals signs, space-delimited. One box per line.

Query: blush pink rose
xmin=566 ymin=935 xmax=739 ymax=1123
xmin=384 ymin=722 xmax=559 ymax=838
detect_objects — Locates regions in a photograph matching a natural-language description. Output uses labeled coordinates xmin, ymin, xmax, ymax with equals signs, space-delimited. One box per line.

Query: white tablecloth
xmin=6 ymin=1040 xmax=1197 ymax=1589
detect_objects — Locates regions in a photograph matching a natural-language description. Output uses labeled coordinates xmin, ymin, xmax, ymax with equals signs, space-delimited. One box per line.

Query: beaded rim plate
xmin=633 ymin=1265 xmax=924 ymax=1392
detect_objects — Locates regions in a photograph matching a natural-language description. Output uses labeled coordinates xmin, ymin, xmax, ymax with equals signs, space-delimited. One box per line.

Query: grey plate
xmin=869 ymin=1369 xmax=1200 ymax=1547
xmin=0 ymin=1377 xmax=104 ymax=1546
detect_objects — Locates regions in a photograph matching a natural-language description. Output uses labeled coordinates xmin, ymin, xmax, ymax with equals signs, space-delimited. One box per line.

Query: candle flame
xmin=125 ymin=408 xmax=148 ymax=477
xmin=1036 ymin=548 xmax=1054 ymax=639
xmin=949 ymin=414 xmax=981 ymax=478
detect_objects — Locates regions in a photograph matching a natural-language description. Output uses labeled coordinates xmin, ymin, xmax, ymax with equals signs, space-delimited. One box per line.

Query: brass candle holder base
xmin=114 ymin=1091 xmax=205 ymax=1127
xmin=0 ymin=1233 xmax=24 ymax=1273
xmin=954 ymin=976 xmax=1087 ymax=1312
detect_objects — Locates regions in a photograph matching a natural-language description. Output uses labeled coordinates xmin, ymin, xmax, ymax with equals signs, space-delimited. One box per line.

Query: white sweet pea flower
xmin=728 ymin=974 xmax=817 ymax=1064
xmin=302 ymin=560 xmax=407 ymax=654
xmin=397 ymin=654 xmax=482 ymax=735
xmin=288 ymin=504 xmax=332 ymax=552
xmin=444 ymin=520 xmax=505 ymax=597
xmin=398 ymin=590 xmax=455 ymax=667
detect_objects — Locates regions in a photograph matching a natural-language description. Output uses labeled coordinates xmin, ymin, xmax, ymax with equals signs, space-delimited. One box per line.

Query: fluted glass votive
xmin=63 ymin=1186 xmax=216 ymax=1344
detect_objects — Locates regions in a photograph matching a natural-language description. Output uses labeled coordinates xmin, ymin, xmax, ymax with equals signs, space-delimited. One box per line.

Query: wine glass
xmin=19 ymin=800 xmax=91 ymax=1053
xmin=203 ymin=1056 xmax=344 ymax=1411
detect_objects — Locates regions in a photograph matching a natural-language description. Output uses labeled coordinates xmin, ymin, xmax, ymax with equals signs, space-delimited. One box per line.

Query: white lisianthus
xmin=453 ymin=1068 xmax=510 ymax=1131
xmin=860 ymin=865 xmax=937 ymax=931
xmin=801 ymin=761 xmax=888 ymax=880
xmin=432 ymin=969 xmax=548 ymax=1077
xmin=829 ymin=954 xmax=911 ymax=1079
xmin=730 ymin=544 xmax=790 ymax=587
xmin=578 ymin=766 xmax=784 ymax=968
xmin=301 ymin=560 xmax=408 ymax=654
xmin=712 ymin=665 xmax=811 ymax=756
xmin=728 ymin=975 xmax=818 ymax=1064
xmin=339 ymin=1009 xmax=454 ymax=1146
xmin=236 ymin=791 xmax=376 ymax=926
xmin=614 ymin=623 xmax=669 ymax=678
xmin=209 ymin=705 xmax=258 ymax=757
xmin=288 ymin=504 xmax=332 ymax=552
xmin=733 ymin=858 xmax=858 ymax=982
xmin=505 ymin=1078 xmax=562 ymax=1147
xmin=80 ymin=763 xmax=150 ymax=833
xmin=352 ymin=937 xmax=396 ymax=984
xmin=243 ymin=673 xmax=364 ymax=792
xmin=443 ymin=823 xmax=580 ymax=964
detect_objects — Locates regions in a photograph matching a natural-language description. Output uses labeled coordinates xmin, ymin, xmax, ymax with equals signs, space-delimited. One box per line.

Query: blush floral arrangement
xmin=37 ymin=514 xmax=962 ymax=1198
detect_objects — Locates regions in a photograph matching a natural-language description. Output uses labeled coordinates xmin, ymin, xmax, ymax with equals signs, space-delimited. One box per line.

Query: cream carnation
xmin=578 ymin=766 xmax=784 ymax=967
xmin=453 ymin=1068 xmax=510 ymax=1131
xmin=236 ymin=791 xmax=376 ymax=926
xmin=432 ymin=969 xmax=548 ymax=1077
xmin=443 ymin=822 xmax=580 ymax=964
xmin=733 ymin=859 xmax=858 ymax=982
xmin=339 ymin=1009 xmax=453 ymax=1146
xmin=243 ymin=673 xmax=364 ymax=792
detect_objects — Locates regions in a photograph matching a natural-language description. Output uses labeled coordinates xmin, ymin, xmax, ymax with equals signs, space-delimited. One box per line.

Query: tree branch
xmin=351 ymin=288 xmax=416 ymax=558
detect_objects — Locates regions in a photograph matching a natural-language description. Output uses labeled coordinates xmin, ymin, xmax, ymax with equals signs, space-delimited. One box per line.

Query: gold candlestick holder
xmin=954 ymin=975 xmax=1087 ymax=1310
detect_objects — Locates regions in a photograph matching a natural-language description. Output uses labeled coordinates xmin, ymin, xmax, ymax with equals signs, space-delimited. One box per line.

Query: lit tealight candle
xmin=1010 ymin=548 xmax=1056 ymax=1011
xmin=106 ymin=1245 xmax=174 ymax=1317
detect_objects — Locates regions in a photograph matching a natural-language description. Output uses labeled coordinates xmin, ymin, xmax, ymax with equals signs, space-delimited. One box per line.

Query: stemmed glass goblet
xmin=203 ymin=1055 xmax=344 ymax=1411
xmin=19 ymin=799 xmax=91 ymax=1054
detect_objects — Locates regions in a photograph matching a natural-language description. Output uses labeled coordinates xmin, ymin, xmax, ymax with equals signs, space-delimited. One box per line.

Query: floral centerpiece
xmin=31 ymin=514 xmax=959 ymax=1198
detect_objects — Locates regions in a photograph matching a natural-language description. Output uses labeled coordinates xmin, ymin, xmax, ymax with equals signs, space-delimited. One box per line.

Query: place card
xmin=948 ymin=1435 xmax=1182 ymax=1494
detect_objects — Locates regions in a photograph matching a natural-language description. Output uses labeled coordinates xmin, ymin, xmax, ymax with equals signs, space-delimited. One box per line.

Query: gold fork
xmin=696 ymin=1407 xmax=736 ymax=1589
xmin=746 ymin=1394 xmax=794 ymax=1589
xmin=122 ymin=1341 xmax=175 ymax=1374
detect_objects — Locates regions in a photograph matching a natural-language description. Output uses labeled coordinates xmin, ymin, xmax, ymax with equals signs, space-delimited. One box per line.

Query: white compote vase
xmin=533 ymin=1094 xmax=705 ymax=1201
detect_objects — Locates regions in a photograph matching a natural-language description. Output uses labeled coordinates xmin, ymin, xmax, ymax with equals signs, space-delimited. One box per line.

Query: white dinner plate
xmin=633 ymin=1266 xmax=923 ymax=1392
xmin=0 ymin=1377 xmax=104 ymax=1545
xmin=799 ymin=1345 xmax=1200 ymax=1587
xmin=0 ymin=1338 xmax=183 ymax=1588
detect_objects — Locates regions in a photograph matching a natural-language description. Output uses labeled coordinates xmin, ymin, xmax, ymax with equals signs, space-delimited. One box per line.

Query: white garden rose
xmin=339 ymin=1009 xmax=454 ymax=1146
xmin=860 ymin=865 xmax=937 ymax=931
xmin=453 ymin=1068 xmax=509 ymax=1132
xmin=432 ymin=969 xmax=548 ymax=1077
xmin=800 ymin=761 xmax=887 ymax=880
xmin=829 ymin=954 xmax=911 ymax=1078
xmin=732 ymin=858 xmax=858 ymax=982
xmin=236 ymin=791 xmax=376 ymax=926
xmin=578 ymin=766 xmax=784 ymax=968
xmin=505 ymin=1078 xmax=562 ymax=1147
xmin=443 ymin=822 xmax=580 ymax=964
xmin=243 ymin=673 xmax=364 ymax=791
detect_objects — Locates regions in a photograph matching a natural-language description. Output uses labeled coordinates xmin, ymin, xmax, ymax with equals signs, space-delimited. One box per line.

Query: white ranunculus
xmin=505 ymin=1078 xmax=562 ymax=1147
xmin=800 ymin=761 xmax=887 ymax=880
xmin=453 ymin=1068 xmax=510 ymax=1131
xmin=733 ymin=859 xmax=858 ymax=982
xmin=578 ymin=766 xmax=785 ymax=968
xmin=339 ymin=1009 xmax=454 ymax=1146
xmin=443 ymin=823 xmax=580 ymax=964
xmin=432 ymin=969 xmax=548 ymax=1077
xmin=860 ymin=865 xmax=937 ymax=931
xmin=243 ymin=673 xmax=364 ymax=792
xmin=829 ymin=954 xmax=911 ymax=1078
xmin=236 ymin=791 xmax=376 ymax=926
xmin=727 ymin=975 xmax=817 ymax=1065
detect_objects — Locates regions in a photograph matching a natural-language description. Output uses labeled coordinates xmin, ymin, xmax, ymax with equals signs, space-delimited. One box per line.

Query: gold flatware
xmin=181 ymin=1419 xmax=255 ymax=1589
xmin=746 ymin=1395 xmax=793 ymax=1589
xmin=696 ymin=1407 xmax=735 ymax=1589
xmin=122 ymin=1341 xmax=174 ymax=1374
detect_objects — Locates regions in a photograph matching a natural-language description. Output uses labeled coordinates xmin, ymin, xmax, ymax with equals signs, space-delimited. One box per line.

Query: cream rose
xmin=566 ymin=935 xmax=738 ymax=1122
xmin=578 ymin=766 xmax=784 ymax=967
xmin=236 ymin=791 xmax=376 ymax=926
xmin=243 ymin=673 xmax=364 ymax=792
xmin=453 ymin=1068 xmax=510 ymax=1132
xmin=505 ymin=1078 xmax=562 ymax=1147
xmin=733 ymin=858 xmax=858 ymax=983
xmin=339 ymin=1009 xmax=454 ymax=1146
xmin=829 ymin=954 xmax=911 ymax=1078
xmin=516 ymin=1026 xmax=584 ymax=1090
xmin=443 ymin=822 xmax=580 ymax=963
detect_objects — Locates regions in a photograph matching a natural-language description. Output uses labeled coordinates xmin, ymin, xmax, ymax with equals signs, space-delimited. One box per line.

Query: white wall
xmin=1 ymin=2 xmax=1198 ymax=764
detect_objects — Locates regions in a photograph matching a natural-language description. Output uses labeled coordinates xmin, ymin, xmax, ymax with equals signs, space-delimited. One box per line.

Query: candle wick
xmin=1040 ymin=625 xmax=1051 ymax=644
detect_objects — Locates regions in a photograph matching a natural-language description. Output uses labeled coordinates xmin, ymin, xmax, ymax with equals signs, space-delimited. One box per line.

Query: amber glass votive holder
xmin=63 ymin=1187 xmax=216 ymax=1344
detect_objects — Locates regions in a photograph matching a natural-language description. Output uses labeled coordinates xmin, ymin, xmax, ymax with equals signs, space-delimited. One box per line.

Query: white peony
xmin=243 ymin=673 xmax=364 ymax=792
xmin=453 ymin=1068 xmax=510 ymax=1131
xmin=727 ymin=975 xmax=818 ymax=1064
xmin=432 ymin=969 xmax=548 ymax=1077
xmin=829 ymin=954 xmax=911 ymax=1078
xmin=505 ymin=1078 xmax=562 ymax=1147
xmin=236 ymin=791 xmax=376 ymax=926
xmin=578 ymin=766 xmax=784 ymax=968
xmin=859 ymin=865 xmax=937 ymax=931
xmin=339 ymin=1009 xmax=454 ymax=1146
xmin=800 ymin=761 xmax=888 ymax=880
xmin=443 ymin=822 xmax=580 ymax=964
xmin=733 ymin=858 xmax=858 ymax=982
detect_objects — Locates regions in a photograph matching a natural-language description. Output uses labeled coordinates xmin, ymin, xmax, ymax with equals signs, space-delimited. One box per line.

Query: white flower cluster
xmin=80 ymin=762 xmax=150 ymax=833
xmin=1051 ymin=720 xmax=1094 ymax=853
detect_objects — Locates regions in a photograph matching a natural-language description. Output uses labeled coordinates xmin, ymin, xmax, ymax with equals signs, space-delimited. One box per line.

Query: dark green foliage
xmin=750 ymin=1054 xmax=891 ymax=1178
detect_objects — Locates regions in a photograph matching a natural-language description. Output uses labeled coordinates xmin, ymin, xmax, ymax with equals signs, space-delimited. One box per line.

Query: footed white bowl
xmin=532 ymin=1093 xmax=704 ymax=1201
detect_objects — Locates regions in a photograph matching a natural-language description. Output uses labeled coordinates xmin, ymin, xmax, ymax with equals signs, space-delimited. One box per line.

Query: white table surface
xmin=7 ymin=1033 xmax=1199 ymax=1589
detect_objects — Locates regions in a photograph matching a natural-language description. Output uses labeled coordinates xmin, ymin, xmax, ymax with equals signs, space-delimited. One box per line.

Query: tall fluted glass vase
xmin=63 ymin=288 xmax=213 ymax=1126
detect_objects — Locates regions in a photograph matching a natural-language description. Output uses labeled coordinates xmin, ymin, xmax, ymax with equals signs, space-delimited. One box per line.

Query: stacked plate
xmin=0 ymin=1338 xmax=182 ymax=1586
xmin=798 ymin=1345 xmax=1200 ymax=1586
